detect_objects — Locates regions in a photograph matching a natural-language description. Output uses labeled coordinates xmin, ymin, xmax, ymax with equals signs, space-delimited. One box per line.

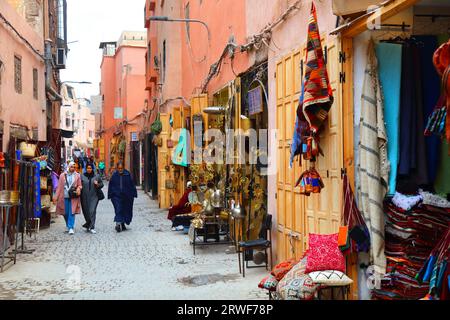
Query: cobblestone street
xmin=0 ymin=188 xmax=267 ymax=300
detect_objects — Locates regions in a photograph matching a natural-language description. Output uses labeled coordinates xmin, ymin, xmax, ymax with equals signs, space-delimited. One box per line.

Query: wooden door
xmin=158 ymin=113 xmax=171 ymax=208
xmin=276 ymin=37 xmax=343 ymax=262
xmin=304 ymin=39 xmax=343 ymax=246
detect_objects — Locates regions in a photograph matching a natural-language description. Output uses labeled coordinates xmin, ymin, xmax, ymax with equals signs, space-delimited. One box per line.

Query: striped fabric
xmin=302 ymin=2 xmax=334 ymax=133
xmin=358 ymin=39 xmax=389 ymax=275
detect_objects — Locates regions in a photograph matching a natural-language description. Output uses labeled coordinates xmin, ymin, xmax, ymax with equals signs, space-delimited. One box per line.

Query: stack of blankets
xmin=372 ymin=192 xmax=450 ymax=300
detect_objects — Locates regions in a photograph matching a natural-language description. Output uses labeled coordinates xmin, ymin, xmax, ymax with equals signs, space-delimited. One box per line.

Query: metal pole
xmin=1 ymin=207 xmax=10 ymax=272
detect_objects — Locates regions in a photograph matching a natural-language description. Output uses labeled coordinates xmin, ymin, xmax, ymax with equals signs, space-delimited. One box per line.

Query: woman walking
xmin=54 ymin=162 xmax=82 ymax=235
xmin=81 ymin=163 xmax=104 ymax=234
xmin=108 ymin=162 xmax=137 ymax=233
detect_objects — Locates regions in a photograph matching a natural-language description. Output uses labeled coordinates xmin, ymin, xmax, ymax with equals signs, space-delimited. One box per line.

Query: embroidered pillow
xmin=258 ymin=274 xmax=278 ymax=292
xmin=271 ymin=258 xmax=298 ymax=281
xmin=277 ymin=256 xmax=308 ymax=289
xmin=277 ymin=274 xmax=319 ymax=300
xmin=308 ymin=270 xmax=353 ymax=286
xmin=305 ymin=233 xmax=346 ymax=273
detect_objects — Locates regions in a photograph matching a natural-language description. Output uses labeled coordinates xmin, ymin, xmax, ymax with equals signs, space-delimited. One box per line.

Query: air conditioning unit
xmin=55 ymin=48 xmax=66 ymax=69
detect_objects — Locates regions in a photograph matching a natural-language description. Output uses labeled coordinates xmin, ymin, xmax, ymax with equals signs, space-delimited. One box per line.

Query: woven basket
xmin=19 ymin=142 xmax=37 ymax=158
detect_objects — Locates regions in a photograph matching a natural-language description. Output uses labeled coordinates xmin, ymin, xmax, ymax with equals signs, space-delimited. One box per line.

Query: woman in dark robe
xmin=108 ymin=162 xmax=137 ymax=233
xmin=81 ymin=163 xmax=104 ymax=234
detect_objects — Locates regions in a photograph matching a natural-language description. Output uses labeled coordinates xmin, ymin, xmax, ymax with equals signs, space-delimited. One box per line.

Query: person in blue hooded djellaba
xmin=108 ymin=161 xmax=138 ymax=233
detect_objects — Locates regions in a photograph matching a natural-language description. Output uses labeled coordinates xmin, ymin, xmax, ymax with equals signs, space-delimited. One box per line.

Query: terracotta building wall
xmin=0 ymin=0 xmax=46 ymax=150
xmin=180 ymin=0 xmax=250 ymax=97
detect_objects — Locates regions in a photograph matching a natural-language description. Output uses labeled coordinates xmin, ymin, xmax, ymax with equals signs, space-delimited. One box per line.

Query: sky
xmin=60 ymin=0 xmax=146 ymax=100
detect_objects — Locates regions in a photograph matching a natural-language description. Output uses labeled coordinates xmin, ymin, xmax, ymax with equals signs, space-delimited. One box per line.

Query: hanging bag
xmin=151 ymin=113 xmax=163 ymax=135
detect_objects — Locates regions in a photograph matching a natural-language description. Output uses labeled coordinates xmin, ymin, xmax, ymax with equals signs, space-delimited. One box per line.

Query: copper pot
xmin=10 ymin=191 xmax=20 ymax=204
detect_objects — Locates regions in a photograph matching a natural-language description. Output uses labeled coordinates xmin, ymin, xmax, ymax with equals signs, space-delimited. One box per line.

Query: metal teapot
xmin=231 ymin=203 xmax=245 ymax=219
xmin=204 ymin=200 xmax=214 ymax=215
xmin=211 ymin=189 xmax=223 ymax=208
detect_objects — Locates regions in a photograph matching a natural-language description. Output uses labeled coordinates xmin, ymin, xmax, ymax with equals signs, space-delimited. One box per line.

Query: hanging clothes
xmin=399 ymin=42 xmax=417 ymax=176
xmin=359 ymin=39 xmax=389 ymax=275
xmin=397 ymin=41 xmax=429 ymax=193
xmin=416 ymin=35 xmax=441 ymax=184
xmin=376 ymin=42 xmax=403 ymax=195
xmin=33 ymin=161 xmax=41 ymax=218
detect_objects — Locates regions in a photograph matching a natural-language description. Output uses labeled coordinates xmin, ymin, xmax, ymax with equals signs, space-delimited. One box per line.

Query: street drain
xmin=178 ymin=274 xmax=239 ymax=287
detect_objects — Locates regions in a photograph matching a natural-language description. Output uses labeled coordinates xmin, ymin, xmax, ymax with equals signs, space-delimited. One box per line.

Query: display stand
xmin=192 ymin=208 xmax=232 ymax=255
xmin=0 ymin=202 xmax=21 ymax=272
xmin=12 ymin=159 xmax=37 ymax=255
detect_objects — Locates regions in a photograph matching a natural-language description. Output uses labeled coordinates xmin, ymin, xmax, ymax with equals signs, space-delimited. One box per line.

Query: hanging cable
xmin=0 ymin=12 xmax=45 ymax=60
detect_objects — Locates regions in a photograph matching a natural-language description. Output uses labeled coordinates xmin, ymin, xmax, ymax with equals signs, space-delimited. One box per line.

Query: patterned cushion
xmin=305 ymin=233 xmax=346 ymax=273
xmin=258 ymin=274 xmax=278 ymax=292
xmin=277 ymin=274 xmax=319 ymax=300
xmin=308 ymin=270 xmax=353 ymax=286
xmin=271 ymin=258 xmax=298 ymax=281
xmin=277 ymin=256 xmax=308 ymax=288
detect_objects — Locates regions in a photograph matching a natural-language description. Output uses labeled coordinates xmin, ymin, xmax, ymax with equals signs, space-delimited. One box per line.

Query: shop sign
xmin=114 ymin=107 xmax=123 ymax=119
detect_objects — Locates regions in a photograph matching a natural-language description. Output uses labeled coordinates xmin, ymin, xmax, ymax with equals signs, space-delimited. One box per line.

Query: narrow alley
xmin=0 ymin=188 xmax=266 ymax=300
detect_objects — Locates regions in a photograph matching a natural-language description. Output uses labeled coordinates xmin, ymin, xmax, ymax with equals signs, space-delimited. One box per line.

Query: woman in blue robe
xmin=108 ymin=162 xmax=137 ymax=233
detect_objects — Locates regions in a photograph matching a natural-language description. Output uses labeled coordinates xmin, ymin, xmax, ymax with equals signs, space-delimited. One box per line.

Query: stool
xmin=317 ymin=285 xmax=350 ymax=300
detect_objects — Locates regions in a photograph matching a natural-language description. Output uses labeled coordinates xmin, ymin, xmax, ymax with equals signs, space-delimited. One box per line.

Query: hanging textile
xmin=417 ymin=35 xmax=441 ymax=183
xmin=375 ymin=42 xmax=402 ymax=195
xmin=399 ymin=42 xmax=418 ymax=176
xmin=342 ymin=173 xmax=370 ymax=255
xmin=33 ymin=161 xmax=41 ymax=218
xmin=359 ymin=39 xmax=388 ymax=275
xmin=290 ymin=2 xmax=333 ymax=167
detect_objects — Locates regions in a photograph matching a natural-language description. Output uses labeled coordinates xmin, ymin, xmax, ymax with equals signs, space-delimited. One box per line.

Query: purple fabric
xmin=52 ymin=172 xmax=59 ymax=191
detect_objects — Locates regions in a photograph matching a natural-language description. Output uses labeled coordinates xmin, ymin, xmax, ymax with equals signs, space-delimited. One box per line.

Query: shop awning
xmin=329 ymin=0 xmax=418 ymax=37
xmin=61 ymin=129 xmax=74 ymax=139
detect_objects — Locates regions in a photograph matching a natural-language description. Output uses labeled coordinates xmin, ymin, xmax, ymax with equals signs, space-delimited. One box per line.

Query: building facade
xmin=0 ymin=0 xmax=47 ymax=151
xmin=98 ymin=31 xmax=148 ymax=184
xmin=60 ymin=84 xmax=95 ymax=161
xmin=0 ymin=0 xmax=67 ymax=173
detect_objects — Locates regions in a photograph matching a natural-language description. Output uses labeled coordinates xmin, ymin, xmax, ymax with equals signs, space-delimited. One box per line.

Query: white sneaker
xmin=171 ymin=227 xmax=177 ymax=231
xmin=90 ymin=229 xmax=97 ymax=234
xmin=176 ymin=225 xmax=184 ymax=231
xmin=68 ymin=229 xmax=74 ymax=235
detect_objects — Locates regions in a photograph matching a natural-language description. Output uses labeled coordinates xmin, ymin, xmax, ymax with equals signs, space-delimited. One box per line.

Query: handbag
xmin=19 ymin=142 xmax=37 ymax=158
xmin=65 ymin=176 xmax=79 ymax=199
xmin=151 ymin=113 xmax=163 ymax=135
xmin=96 ymin=188 xmax=105 ymax=201
xmin=338 ymin=226 xmax=350 ymax=252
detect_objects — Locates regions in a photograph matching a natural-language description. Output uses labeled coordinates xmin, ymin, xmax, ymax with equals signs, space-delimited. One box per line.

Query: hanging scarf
xmin=33 ymin=161 xmax=41 ymax=218
xmin=358 ymin=39 xmax=388 ymax=275
xmin=290 ymin=2 xmax=333 ymax=167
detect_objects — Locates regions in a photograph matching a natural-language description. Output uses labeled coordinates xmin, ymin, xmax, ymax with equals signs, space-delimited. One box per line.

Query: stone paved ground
xmin=0 ymin=187 xmax=268 ymax=300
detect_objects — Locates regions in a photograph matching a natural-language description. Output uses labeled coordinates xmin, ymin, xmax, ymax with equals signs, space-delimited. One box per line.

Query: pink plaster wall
xmin=180 ymin=0 xmax=250 ymax=97
xmin=100 ymin=45 xmax=147 ymax=172
xmin=0 ymin=0 xmax=46 ymax=150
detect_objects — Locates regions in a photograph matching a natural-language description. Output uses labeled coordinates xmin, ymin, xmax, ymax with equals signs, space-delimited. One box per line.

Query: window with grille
xmin=14 ymin=55 xmax=22 ymax=94
xmin=33 ymin=68 xmax=38 ymax=99
xmin=66 ymin=117 xmax=70 ymax=127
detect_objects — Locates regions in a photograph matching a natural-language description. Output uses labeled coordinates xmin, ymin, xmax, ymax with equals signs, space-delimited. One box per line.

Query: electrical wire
xmin=0 ymin=12 xmax=45 ymax=60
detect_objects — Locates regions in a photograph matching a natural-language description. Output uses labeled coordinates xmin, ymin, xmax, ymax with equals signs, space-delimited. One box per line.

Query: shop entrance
xmin=275 ymin=38 xmax=343 ymax=262
xmin=145 ymin=133 xmax=158 ymax=199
